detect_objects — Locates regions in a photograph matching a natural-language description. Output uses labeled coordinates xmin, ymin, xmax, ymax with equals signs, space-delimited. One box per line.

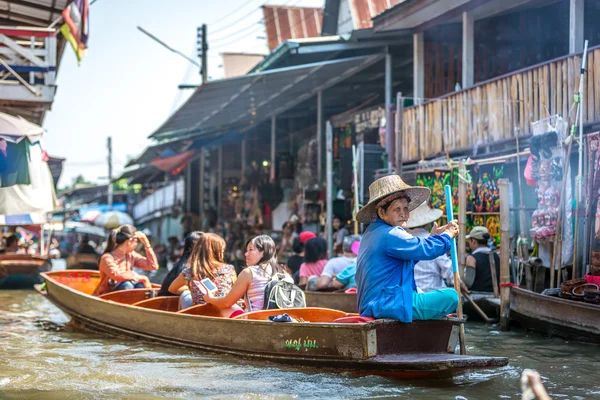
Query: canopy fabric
xmin=151 ymin=55 xmax=384 ymax=139
xmin=0 ymin=111 xmax=46 ymax=144
xmin=0 ymin=138 xmax=57 ymax=216
xmin=150 ymin=150 xmax=195 ymax=176
xmin=0 ymin=212 xmax=47 ymax=226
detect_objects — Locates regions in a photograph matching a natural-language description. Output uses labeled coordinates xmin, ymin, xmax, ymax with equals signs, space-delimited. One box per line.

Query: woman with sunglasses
xmin=93 ymin=224 xmax=159 ymax=296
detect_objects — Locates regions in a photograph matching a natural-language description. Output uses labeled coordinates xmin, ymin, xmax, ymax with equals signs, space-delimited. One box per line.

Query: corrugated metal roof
xmin=0 ymin=1 xmax=69 ymax=26
xmin=263 ymin=5 xmax=323 ymax=52
xmin=151 ymin=54 xmax=384 ymax=139
xmin=349 ymin=0 xmax=406 ymax=30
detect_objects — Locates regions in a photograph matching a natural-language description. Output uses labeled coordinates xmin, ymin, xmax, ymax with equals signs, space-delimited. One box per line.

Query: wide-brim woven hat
xmin=356 ymin=175 xmax=431 ymax=224
xmin=406 ymin=201 xmax=443 ymax=229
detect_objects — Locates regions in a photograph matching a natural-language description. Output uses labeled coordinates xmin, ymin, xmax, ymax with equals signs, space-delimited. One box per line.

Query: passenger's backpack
xmin=262 ymin=273 xmax=306 ymax=310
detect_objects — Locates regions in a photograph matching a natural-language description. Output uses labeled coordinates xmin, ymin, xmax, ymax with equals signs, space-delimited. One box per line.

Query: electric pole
xmin=107 ymin=136 xmax=113 ymax=211
xmin=197 ymin=24 xmax=208 ymax=84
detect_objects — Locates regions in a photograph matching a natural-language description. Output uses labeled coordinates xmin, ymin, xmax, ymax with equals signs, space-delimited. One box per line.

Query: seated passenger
xmin=158 ymin=231 xmax=203 ymax=298
xmin=94 ymin=225 xmax=158 ymax=296
xmin=0 ymin=234 xmax=23 ymax=254
xmin=168 ymin=233 xmax=236 ymax=312
xmin=331 ymin=241 xmax=360 ymax=290
xmin=406 ymin=202 xmax=454 ymax=293
xmin=316 ymin=235 xmax=361 ymax=290
xmin=298 ymin=237 xmax=328 ymax=290
xmin=204 ymin=235 xmax=288 ymax=312
xmin=355 ymin=175 xmax=459 ymax=323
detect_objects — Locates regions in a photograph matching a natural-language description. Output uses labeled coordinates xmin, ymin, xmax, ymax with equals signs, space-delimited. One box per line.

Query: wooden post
xmin=413 ymin=32 xmax=424 ymax=105
xmin=462 ymin=11 xmax=474 ymax=88
xmin=317 ymin=91 xmax=323 ymax=184
xmin=395 ymin=92 xmax=404 ymax=175
xmin=326 ymin=121 xmax=333 ymax=258
xmin=458 ymin=160 xmax=467 ymax=278
xmin=499 ymin=179 xmax=511 ymax=331
xmin=516 ymin=135 xmax=532 ymax=290
xmin=569 ymin=0 xmax=584 ymax=54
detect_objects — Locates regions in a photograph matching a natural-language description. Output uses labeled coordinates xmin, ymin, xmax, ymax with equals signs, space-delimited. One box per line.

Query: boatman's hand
xmin=430 ymin=222 xmax=447 ymax=236
xmin=444 ymin=220 xmax=460 ymax=239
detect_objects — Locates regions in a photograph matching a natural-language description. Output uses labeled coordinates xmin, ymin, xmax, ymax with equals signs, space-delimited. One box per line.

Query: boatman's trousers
xmin=412 ymin=288 xmax=459 ymax=320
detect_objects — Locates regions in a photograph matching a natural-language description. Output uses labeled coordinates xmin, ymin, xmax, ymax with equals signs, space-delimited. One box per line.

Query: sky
xmin=44 ymin=0 xmax=324 ymax=189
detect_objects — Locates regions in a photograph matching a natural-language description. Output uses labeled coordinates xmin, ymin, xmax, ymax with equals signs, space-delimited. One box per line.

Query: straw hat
xmin=356 ymin=175 xmax=430 ymax=224
xmin=406 ymin=202 xmax=443 ymax=229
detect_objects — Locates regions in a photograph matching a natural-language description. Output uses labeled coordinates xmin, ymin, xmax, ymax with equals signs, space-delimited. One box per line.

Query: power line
xmin=210 ymin=0 xmax=298 ymax=42
xmin=211 ymin=0 xmax=308 ymax=51
xmin=209 ymin=0 xmax=273 ymax=36
xmin=207 ymin=0 xmax=262 ymax=29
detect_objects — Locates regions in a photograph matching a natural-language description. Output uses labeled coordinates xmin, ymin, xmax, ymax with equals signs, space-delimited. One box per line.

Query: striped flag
xmin=61 ymin=0 xmax=89 ymax=64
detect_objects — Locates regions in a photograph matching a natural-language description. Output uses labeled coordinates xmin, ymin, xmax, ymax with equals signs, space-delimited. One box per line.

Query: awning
xmin=150 ymin=55 xmax=384 ymax=139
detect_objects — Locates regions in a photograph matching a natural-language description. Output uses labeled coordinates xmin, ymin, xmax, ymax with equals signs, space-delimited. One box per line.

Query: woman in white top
xmin=205 ymin=235 xmax=283 ymax=312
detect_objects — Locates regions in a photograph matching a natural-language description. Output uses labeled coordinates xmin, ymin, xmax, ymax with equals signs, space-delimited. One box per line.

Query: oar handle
xmin=444 ymin=185 xmax=459 ymax=274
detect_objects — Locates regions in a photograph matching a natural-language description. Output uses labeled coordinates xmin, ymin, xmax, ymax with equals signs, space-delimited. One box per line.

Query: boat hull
xmin=39 ymin=270 xmax=508 ymax=378
xmin=510 ymin=287 xmax=600 ymax=344
xmin=0 ymin=254 xmax=51 ymax=289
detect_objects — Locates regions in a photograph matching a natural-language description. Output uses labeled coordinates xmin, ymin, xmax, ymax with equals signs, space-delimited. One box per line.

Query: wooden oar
xmin=461 ymin=289 xmax=495 ymax=324
xmin=445 ymin=185 xmax=466 ymax=355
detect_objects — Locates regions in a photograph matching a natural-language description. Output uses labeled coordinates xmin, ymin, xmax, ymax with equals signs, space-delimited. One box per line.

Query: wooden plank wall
xmin=402 ymin=48 xmax=600 ymax=161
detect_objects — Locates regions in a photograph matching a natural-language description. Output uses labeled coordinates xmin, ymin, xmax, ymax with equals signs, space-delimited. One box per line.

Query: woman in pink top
xmin=298 ymin=237 xmax=328 ymax=287
xmin=204 ymin=235 xmax=286 ymax=312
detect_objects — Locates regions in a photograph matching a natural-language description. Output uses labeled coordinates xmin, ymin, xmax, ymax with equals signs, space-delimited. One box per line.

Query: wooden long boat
xmin=0 ymin=254 xmax=51 ymax=289
xmin=510 ymin=287 xmax=600 ymax=344
xmin=305 ymin=290 xmax=501 ymax=322
xmin=38 ymin=270 xmax=508 ymax=379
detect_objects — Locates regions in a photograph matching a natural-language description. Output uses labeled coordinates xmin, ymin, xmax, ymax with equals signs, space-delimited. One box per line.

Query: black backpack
xmin=262 ymin=273 xmax=306 ymax=310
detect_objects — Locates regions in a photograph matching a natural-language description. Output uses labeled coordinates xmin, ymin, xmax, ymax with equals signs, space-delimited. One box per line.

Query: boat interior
xmin=45 ymin=270 xmax=363 ymax=323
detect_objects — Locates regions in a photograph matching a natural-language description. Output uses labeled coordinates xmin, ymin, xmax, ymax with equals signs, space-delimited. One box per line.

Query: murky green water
xmin=1 ymin=289 xmax=599 ymax=399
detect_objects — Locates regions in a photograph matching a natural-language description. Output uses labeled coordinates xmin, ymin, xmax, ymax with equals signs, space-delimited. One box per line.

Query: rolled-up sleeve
xmin=132 ymin=245 xmax=159 ymax=271
xmin=385 ymin=228 xmax=452 ymax=261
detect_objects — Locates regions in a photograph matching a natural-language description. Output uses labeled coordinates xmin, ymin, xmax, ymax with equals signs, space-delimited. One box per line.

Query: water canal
xmin=1 ymin=289 xmax=599 ymax=399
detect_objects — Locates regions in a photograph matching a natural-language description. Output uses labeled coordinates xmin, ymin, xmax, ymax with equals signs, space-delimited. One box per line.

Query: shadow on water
xmin=1 ymin=289 xmax=600 ymax=399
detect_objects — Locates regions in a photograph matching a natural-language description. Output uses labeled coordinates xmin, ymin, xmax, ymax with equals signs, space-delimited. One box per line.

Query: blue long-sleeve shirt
xmin=356 ymin=218 xmax=452 ymax=322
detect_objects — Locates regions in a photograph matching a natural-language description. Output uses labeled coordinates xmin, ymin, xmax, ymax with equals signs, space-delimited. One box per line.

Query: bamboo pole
xmin=444 ymin=185 xmax=466 ymax=355
xmin=515 ymin=132 xmax=532 ymax=290
xmin=395 ymin=92 xmax=404 ymax=175
xmin=458 ymin=160 xmax=467 ymax=279
xmin=573 ymin=40 xmax=589 ymax=279
xmin=352 ymin=144 xmax=360 ymax=235
xmin=499 ymin=179 xmax=511 ymax=331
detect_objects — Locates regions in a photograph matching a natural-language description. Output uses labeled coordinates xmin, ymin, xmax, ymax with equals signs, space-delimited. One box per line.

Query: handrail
xmin=404 ymin=44 xmax=600 ymax=110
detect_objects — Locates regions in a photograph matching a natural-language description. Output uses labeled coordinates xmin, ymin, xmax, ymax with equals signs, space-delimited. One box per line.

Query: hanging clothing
xmin=0 ymin=140 xmax=31 ymax=187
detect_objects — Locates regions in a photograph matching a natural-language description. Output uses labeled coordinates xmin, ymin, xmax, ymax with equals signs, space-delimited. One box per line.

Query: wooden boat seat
xmin=233 ymin=307 xmax=350 ymax=322
xmin=98 ymin=288 xmax=157 ymax=304
xmin=132 ymin=296 xmax=179 ymax=312
xmin=177 ymin=303 xmax=223 ymax=317
xmin=332 ymin=316 xmax=375 ymax=324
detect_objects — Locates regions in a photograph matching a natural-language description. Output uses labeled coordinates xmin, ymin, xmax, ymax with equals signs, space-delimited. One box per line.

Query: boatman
xmin=355 ymin=175 xmax=459 ymax=322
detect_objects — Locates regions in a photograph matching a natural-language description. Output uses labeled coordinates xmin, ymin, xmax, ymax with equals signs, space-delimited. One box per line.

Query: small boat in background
xmin=510 ymin=286 xmax=600 ymax=344
xmin=0 ymin=253 xmax=51 ymax=289
xmin=305 ymin=291 xmax=357 ymax=313
xmin=37 ymin=270 xmax=508 ymax=379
